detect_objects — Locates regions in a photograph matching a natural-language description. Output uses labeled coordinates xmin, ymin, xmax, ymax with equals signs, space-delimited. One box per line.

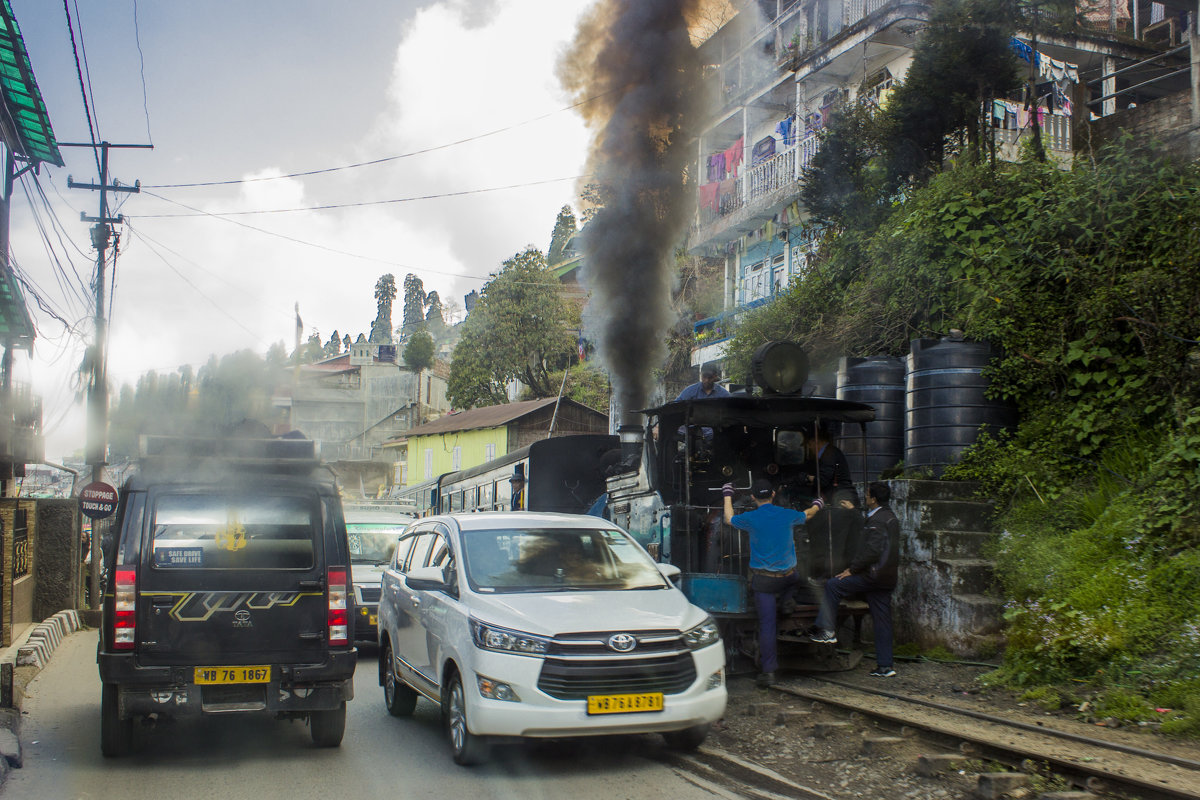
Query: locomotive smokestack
xmin=617 ymin=415 xmax=644 ymax=470
xmin=560 ymin=0 xmax=703 ymax=415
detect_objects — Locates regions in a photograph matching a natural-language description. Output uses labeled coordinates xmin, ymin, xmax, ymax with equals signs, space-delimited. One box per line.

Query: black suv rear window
xmin=150 ymin=493 xmax=316 ymax=570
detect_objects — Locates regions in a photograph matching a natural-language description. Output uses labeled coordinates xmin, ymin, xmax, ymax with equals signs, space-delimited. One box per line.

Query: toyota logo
xmin=607 ymin=633 xmax=637 ymax=652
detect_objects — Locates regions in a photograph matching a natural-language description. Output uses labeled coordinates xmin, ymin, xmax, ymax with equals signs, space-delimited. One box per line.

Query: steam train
xmin=400 ymin=343 xmax=877 ymax=671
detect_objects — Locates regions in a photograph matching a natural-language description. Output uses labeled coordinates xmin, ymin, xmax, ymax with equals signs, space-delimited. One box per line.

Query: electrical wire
xmin=133 ymin=174 xmax=587 ymax=219
xmin=72 ymin=0 xmax=103 ymax=137
xmin=124 ymin=223 xmax=275 ymax=345
xmin=130 ymin=191 xmax=494 ymax=281
xmin=16 ymin=177 xmax=93 ymax=315
xmin=145 ymin=88 xmax=616 ymax=190
xmin=131 ymin=0 xmax=153 ymax=145
xmin=61 ymin=0 xmax=102 ymax=176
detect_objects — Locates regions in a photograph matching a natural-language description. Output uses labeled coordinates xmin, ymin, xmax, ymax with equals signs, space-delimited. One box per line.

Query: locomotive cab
xmin=606 ymin=343 xmax=876 ymax=673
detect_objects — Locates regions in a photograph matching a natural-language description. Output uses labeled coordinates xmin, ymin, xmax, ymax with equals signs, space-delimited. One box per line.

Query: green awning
xmin=0 ymin=0 xmax=63 ymax=167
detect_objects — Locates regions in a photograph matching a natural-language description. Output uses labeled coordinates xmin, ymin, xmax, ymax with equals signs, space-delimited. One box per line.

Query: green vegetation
xmin=721 ymin=137 xmax=1200 ymax=733
xmin=446 ymin=246 xmax=576 ymax=408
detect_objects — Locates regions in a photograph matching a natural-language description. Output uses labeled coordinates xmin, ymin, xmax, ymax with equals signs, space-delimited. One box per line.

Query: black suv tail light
xmin=327 ymin=567 xmax=348 ymax=646
xmin=113 ymin=568 xmax=137 ymax=650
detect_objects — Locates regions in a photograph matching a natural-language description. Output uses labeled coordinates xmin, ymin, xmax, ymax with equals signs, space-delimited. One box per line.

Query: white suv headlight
xmin=682 ymin=617 xmax=721 ymax=650
xmin=469 ymin=619 xmax=551 ymax=656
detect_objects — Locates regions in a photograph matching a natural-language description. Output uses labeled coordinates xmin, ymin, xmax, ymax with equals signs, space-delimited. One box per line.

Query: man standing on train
xmin=675 ymin=363 xmax=731 ymax=400
xmin=723 ymin=478 xmax=824 ymax=687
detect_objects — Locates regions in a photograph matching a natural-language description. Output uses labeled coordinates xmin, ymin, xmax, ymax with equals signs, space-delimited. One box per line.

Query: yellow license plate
xmin=369 ymin=614 xmax=378 ymax=626
xmin=194 ymin=666 xmax=271 ymax=685
xmin=586 ymin=692 xmax=664 ymax=715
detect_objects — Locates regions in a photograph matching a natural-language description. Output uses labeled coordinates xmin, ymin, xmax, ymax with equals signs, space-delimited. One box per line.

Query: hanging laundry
xmin=751 ymin=136 xmax=776 ymax=164
xmin=707 ymin=153 xmax=726 ymax=182
xmin=724 ymin=137 xmax=745 ymax=177
xmin=717 ymin=178 xmax=736 ymax=212
xmin=699 ymin=182 xmax=720 ymax=212
xmin=1010 ymin=37 xmax=1035 ymax=64
xmin=776 ymin=115 xmax=796 ymax=146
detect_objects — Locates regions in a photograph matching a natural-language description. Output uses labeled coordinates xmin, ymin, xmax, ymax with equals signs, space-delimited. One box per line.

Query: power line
xmin=72 ymin=0 xmax=103 ymax=136
xmin=131 ymin=191 xmax=495 ymax=281
xmin=131 ymin=0 xmax=153 ymax=145
xmin=143 ymin=88 xmax=616 ymax=190
xmin=61 ymin=0 xmax=101 ymax=175
xmin=125 ymin=223 xmax=278 ymax=346
xmin=133 ymin=174 xmax=586 ymax=218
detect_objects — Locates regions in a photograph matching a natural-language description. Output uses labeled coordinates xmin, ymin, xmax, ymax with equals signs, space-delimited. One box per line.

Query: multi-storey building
xmin=283 ymin=336 xmax=450 ymax=494
xmin=688 ymin=0 xmax=1196 ymax=368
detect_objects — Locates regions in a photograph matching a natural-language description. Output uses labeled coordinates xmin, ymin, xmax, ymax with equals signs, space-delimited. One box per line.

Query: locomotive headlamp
xmin=751 ymin=341 xmax=809 ymax=394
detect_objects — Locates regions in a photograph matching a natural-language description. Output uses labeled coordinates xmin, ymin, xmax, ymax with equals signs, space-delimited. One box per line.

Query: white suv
xmin=376 ymin=512 xmax=727 ymax=765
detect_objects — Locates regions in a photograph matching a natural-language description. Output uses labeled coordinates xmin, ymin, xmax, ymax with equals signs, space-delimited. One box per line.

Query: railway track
xmin=651 ymin=673 xmax=1200 ymax=800
xmin=772 ymin=676 xmax=1200 ymax=800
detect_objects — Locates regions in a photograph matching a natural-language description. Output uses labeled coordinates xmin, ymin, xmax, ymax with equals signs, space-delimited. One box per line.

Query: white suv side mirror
xmin=406 ymin=565 xmax=449 ymax=591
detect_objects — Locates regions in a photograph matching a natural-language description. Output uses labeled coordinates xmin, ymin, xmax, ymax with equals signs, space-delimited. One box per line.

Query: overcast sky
xmin=9 ymin=0 xmax=596 ymax=462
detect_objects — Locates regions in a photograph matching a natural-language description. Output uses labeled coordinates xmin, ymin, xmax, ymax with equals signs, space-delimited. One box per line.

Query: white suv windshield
xmin=462 ymin=527 xmax=666 ymax=593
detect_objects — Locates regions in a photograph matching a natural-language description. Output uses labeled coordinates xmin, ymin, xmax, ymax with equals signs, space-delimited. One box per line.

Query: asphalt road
xmin=3 ymin=631 xmax=726 ymax=800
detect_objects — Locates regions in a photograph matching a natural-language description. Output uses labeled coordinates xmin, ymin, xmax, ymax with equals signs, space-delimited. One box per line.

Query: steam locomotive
xmin=401 ymin=342 xmax=877 ymax=671
xmin=604 ymin=341 xmax=877 ymax=672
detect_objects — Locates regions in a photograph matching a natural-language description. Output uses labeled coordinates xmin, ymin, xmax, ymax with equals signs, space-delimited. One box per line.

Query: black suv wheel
xmin=100 ymin=683 xmax=133 ymax=757
xmin=310 ymin=702 xmax=347 ymax=747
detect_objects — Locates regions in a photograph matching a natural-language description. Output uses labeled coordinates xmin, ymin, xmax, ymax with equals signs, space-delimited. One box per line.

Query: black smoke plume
xmin=560 ymin=0 xmax=703 ymax=417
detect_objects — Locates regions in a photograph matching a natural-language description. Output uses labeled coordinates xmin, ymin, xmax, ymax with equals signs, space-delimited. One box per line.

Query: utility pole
xmin=62 ymin=140 xmax=149 ymax=604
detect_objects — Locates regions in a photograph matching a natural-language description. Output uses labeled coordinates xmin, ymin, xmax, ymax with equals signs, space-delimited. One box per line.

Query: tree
xmin=323 ymin=330 xmax=342 ymax=358
xmin=370 ymin=274 xmax=396 ymax=343
xmin=404 ymin=329 xmax=436 ymax=424
xmin=884 ymin=0 xmax=1022 ymax=179
xmin=447 ymin=247 xmax=574 ymax=408
xmin=294 ymin=332 xmax=324 ymax=365
xmin=403 ymin=329 xmax=435 ymax=373
xmin=800 ymin=0 xmax=1023 ymax=231
xmin=424 ymin=291 xmax=445 ymax=337
xmin=401 ymin=273 xmax=427 ymax=339
xmin=548 ymin=205 xmax=577 ymax=265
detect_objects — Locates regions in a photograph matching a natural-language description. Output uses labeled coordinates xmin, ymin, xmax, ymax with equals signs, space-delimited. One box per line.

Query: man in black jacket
xmin=807 ymin=482 xmax=901 ymax=677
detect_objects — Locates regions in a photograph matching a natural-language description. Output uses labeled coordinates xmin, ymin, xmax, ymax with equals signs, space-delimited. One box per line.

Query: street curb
xmin=14 ymin=610 xmax=83 ymax=670
xmin=0 ymin=609 xmax=91 ymax=790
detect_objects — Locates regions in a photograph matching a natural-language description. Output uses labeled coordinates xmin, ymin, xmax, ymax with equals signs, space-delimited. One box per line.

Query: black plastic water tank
xmin=837 ymin=355 xmax=905 ymax=488
xmin=905 ymin=336 xmax=1017 ymax=476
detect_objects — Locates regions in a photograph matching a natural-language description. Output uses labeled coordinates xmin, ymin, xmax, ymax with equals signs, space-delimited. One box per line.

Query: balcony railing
xmin=697 ymin=134 xmax=819 ymax=231
xmin=994 ymin=111 xmax=1073 ymax=154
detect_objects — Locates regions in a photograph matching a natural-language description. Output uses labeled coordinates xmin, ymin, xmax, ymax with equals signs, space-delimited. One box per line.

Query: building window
xmin=484 ymin=443 xmax=496 ymax=461
xmin=742 ymin=260 xmax=770 ymax=304
xmin=424 ymin=448 xmax=433 ymax=480
xmin=452 ymin=446 xmax=462 ymax=471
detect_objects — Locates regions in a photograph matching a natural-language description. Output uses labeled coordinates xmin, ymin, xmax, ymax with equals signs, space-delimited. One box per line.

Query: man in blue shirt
xmin=724 ymin=478 xmax=823 ymax=687
xmin=675 ymin=363 xmax=731 ymax=401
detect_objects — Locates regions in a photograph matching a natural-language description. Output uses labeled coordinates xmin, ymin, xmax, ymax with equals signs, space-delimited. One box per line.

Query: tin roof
xmin=403 ymin=397 xmax=604 ymax=437
xmin=0 ymin=0 xmax=63 ymax=167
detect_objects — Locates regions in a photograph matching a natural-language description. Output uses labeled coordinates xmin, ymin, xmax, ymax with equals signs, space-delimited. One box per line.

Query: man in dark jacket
xmin=807 ymin=481 xmax=901 ymax=677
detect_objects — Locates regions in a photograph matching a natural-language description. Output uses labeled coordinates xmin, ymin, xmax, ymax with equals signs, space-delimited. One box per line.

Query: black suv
xmin=97 ymin=436 xmax=357 ymax=756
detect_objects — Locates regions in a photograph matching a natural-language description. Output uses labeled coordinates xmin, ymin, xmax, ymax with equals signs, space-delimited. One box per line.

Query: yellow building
xmin=400 ymin=397 xmax=608 ymax=484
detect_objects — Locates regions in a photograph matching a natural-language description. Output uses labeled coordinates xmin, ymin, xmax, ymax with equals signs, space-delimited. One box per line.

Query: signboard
xmin=80 ymin=481 xmax=118 ymax=519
